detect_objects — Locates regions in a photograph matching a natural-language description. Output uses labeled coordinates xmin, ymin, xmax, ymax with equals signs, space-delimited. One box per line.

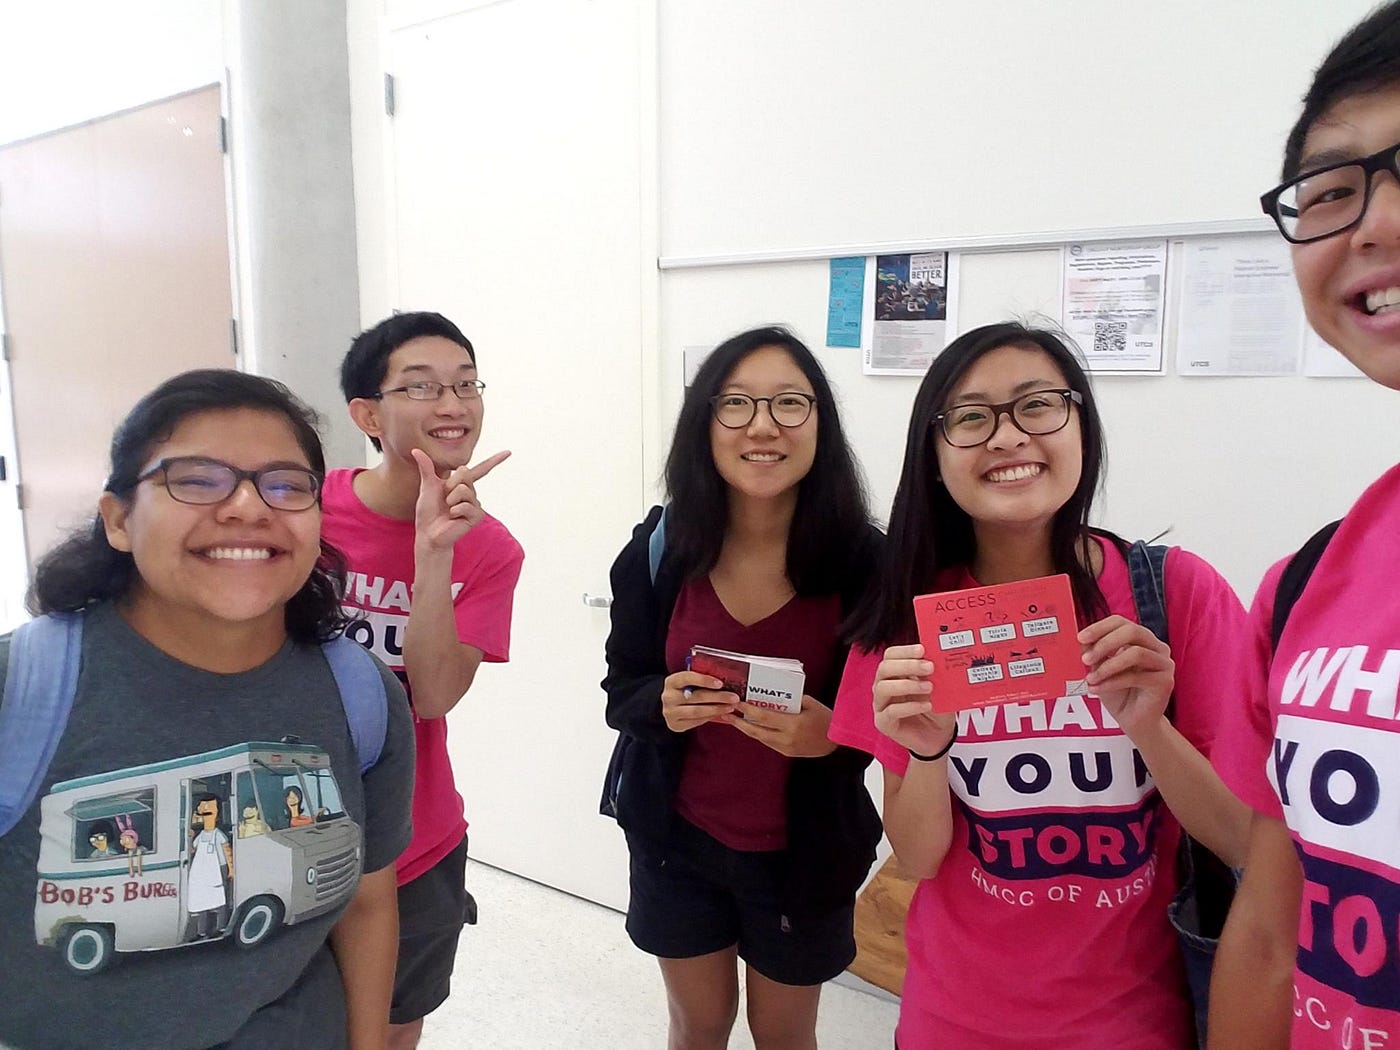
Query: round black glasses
xmin=934 ymin=389 xmax=1083 ymax=448
xmin=709 ymin=392 xmax=817 ymax=429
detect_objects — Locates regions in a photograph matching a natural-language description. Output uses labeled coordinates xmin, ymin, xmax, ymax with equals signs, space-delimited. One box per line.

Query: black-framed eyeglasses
xmin=934 ymin=388 xmax=1083 ymax=448
xmin=374 ymin=379 xmax=486 ymax=401
xmin=1261 ymin=139 xmax=1400 ymax=244
xmin=709 ymin=392 xmax=817 ymax=429
xmin=136 ymin=456 xmax=322 ymax=512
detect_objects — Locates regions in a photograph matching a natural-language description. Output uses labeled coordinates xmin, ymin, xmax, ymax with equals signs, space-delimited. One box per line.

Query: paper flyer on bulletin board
xmin=1060 ymin=240 xmax=1167 ymax=373
xmin=826 ymin=256 xmax=866 ymax=348
xmin=1303 ymin=325 xmax=1366 ymax=378
xmin=866 ymin=251 xmax=960 ymax=376
xmin=1174 ymin=234 xmax=1303 ymax=377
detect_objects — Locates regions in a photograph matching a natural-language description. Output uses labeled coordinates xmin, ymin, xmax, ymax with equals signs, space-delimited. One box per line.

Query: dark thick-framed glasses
xmin=1261 ymin=140 xmax=1400 ymax=244
xmin=709 ymin=392 xmax=817 ymax=429
xmin=935 ymin=388 xmax=1083 ymax=448
xmin=136 ymin=456 xmax=322 ymax=511
xmin=374 ymin=379 xmax=486 ymax=401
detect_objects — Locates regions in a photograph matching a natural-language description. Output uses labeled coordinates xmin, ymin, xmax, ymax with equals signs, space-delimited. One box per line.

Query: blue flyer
xmin=826 ymin=256 xmax=865 ymax=348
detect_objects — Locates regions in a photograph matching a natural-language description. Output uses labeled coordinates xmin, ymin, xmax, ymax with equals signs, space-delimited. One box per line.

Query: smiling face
xmin=934 ymin=344 xmax=1083 ymax=540
xmin=99 ymin=407 xmax=322 ymax=654
xmin=351 ymin=335 xmax=483 ymax=472
xmin=709 ymin=345 xmax=818 ymax=505
xmin=1290 ymin=83 xmax=1400 ymax=388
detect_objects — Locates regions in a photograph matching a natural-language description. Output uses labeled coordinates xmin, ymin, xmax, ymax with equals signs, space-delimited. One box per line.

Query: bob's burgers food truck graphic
xmin=33 ymin=741 xmax=362 ymax=975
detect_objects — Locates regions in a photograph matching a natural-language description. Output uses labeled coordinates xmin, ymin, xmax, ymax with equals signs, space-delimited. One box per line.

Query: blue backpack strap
xmin=1126 ymin=540 xmax=1170 ymax=648
xmin=322 ymin=636 xmax=388 ymax=775
xmin=647 ymin=504 xmax=668 ymax=586
xmin=0 ymin=613 xmax=84 ymax=838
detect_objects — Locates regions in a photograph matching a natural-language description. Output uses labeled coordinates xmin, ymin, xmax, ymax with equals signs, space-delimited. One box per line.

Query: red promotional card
xmin=913 ymin=573 xmax=1085 ymax=714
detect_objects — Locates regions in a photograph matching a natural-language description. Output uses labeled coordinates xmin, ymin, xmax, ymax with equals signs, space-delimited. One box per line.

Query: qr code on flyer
xmin=1093 ymin=321 xmax=1128 ymax=355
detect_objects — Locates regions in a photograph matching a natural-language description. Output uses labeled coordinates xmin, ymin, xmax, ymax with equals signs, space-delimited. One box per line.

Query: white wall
xmin=0 ymin=1 xmax=223 ymax=147
xmin=658 ymin=0 xmax=1376 ymax=259
xmin=651 ymin=0 xmax=1395 ymax=602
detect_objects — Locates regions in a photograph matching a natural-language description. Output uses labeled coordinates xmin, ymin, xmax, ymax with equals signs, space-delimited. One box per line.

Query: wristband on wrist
xmin=909 ymin=722 xmax=958 ymax=762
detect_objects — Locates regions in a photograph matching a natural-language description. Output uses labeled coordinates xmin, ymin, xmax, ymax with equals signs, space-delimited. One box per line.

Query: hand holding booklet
xmin=687 ymin=645 xmax=805 ymax=714
xmin=913 ymin=573 xmax=1086 ymax=714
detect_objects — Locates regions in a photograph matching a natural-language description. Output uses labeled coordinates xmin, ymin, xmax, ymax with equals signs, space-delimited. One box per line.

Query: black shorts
xmin=625 ymin=817 xmax=855 ymax=987
xmin=390 ymin=834 xmax=476 ymax=1025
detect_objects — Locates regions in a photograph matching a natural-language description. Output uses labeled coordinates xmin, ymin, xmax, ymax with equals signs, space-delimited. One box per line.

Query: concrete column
xmin=224 ymin=0 xmax=362 ymax=467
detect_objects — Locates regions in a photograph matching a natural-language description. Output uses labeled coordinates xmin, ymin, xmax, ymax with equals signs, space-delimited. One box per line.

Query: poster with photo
xmin=866 ymin=251 xmax=959 ymax=376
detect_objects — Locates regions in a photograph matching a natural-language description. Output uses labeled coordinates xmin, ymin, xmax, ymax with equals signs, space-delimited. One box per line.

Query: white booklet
xmin=687 ymin=645 xmax=805 ymax=714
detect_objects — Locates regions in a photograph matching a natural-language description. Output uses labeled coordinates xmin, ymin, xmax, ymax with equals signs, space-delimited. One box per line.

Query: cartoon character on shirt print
xmin=31 ymin=740 xmax=363 ymax=975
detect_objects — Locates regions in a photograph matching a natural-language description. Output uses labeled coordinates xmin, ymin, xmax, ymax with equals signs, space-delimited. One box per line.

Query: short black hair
xmin=663 ymin=326 xmax=871 ymax=596
xmin=1282 ymin=1 xmax=1400 ymax=179
xmin=29 ymin=369 xmax=352 ymax=644
xmin=340 ymin=312 xmax=476 ymax=451
xmin=846 ymin=322 xmax=1122 ymax=650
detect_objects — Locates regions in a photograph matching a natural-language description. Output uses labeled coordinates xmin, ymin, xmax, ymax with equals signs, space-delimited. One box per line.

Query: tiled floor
xmin=419 ymin=861 xmax=898 ymax=1048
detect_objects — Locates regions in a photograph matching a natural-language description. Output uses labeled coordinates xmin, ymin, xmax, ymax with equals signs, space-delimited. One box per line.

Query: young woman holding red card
xmin=830 ymin=321 xmax=1250 ymax=1050
xmin=601 ymin=326 xmax=882 ymax=1050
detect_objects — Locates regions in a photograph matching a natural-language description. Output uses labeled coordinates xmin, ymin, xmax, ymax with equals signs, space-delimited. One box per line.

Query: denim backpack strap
xmin=322 ymin=636 xmax=388 ymax=775
xmin=1126 ymin=540 xmax=1170 ymax=648
xmin=0 ymin=613 xmax=84 ymax=838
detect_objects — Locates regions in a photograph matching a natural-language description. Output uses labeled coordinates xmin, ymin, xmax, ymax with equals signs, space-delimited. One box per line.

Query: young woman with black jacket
xmin=600 ymin=326 xmax=882 ymax=1050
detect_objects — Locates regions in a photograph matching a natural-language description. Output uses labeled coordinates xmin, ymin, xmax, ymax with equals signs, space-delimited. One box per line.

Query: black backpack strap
xmin=1270 ymin=520 xmax=1342 ymax=652
xmin=1126 ymin=541 xmax=1170 ymax=648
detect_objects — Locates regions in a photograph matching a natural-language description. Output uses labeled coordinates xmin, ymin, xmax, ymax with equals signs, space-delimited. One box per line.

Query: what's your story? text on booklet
xmin=913 ymin=573 xmax=1086 ymax=714
xmin=687 ymin=645 xmax=805 ymax=714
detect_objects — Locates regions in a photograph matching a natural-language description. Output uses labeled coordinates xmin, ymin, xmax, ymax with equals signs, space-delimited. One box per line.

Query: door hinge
xmin=384 ymin=73 xmax=396 ymax=117
xmin=0 ymin=333 xmax=9 ymax=361
xmin=219 ymin=115 xmax=229 ymax=154
xmin=16 ymin=483 xmax=23 ymax=510
xmin=229 ymin=318 xmax=239 ymax=358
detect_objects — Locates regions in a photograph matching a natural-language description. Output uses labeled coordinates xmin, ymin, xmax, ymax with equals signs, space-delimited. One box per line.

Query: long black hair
xmin=663 ymin=326 xmax=871 ymax=595
xmin=28 ymin=369 xmax=353 ymax=644
xmin=1282 ymin=0 xmax=1400 ymax=180
xmin=847 ymin=322 xmax=1123 ymax=649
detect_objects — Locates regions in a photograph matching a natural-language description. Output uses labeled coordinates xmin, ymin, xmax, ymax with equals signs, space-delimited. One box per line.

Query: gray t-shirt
xmin=0 ymin=603 xmax=415 ymax=1050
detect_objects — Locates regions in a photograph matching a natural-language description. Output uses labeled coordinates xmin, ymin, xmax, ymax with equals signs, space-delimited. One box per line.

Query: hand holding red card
xmin=914 ymin=574 xmax=1085 ymax=714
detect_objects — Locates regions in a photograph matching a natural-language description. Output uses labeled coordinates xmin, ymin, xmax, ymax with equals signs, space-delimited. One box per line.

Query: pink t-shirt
xmin=320 ymin=467 xmax=524 ymax=886
xmin=829 ymin=538 xmax=1246 ymax=1050
xmin=1214 ymin=462 xmax=1400 ymax=1049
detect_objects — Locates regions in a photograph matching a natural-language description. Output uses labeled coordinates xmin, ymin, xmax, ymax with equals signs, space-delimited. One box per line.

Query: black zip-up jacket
xmin=599 ymin=505 xmax=883 ymax=916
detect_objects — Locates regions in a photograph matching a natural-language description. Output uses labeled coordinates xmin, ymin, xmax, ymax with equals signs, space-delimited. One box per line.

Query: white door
xmin=386 ymin=0 xmax=647 ymax=910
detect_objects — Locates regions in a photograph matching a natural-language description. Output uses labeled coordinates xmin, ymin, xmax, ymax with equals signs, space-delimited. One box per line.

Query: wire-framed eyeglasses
xmin=709 ymin=392 xmax=817 ymax=429
xmin=374 ymin=379 xmax=486 ymax=401
xmin=934 ymin=389 xmax=1083 ymax=448
xmin=1261 ymin=139 xmax=1400 ymax=244
xmin=136 ymin=456 xmax=323 ymax=512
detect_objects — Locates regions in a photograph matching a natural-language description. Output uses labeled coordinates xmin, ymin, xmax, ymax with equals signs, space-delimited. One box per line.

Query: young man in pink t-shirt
xmin=1209 ymin=4 xmax=1400 ymax=1046
xmin=324 ymin=312 xmax=524 ymax=1049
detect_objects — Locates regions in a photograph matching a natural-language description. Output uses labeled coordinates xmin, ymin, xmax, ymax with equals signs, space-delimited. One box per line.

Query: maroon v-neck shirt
xmin=664 ymin=575 xmax=842 ymax=851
